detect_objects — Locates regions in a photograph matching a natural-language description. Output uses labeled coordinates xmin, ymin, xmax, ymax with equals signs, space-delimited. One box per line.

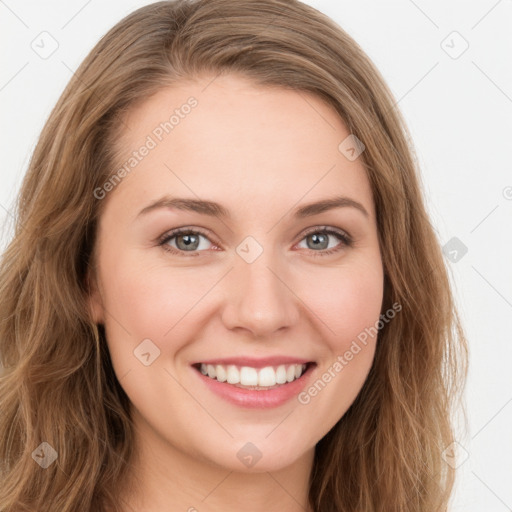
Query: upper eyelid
xmin=158 ymin=226 xmax=217 ymax=246
xmin=301 ymin=225 xmax=351 ymax=239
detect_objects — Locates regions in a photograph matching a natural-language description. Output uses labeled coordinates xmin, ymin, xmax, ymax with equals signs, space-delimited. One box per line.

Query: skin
xmin=88 ymin=73 xmax=384 ymax=512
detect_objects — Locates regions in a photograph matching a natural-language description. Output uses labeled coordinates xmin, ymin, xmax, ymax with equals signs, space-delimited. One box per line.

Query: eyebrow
xmin=136 ymin=194 xmax=369 ymax=220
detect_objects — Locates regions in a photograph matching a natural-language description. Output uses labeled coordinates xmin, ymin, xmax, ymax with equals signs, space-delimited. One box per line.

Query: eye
xmin=296 ymin=227 xmax=352 ymax=257
xmin=157 ymin=226 xmax=352 ymax=257
xmin=158 ymin=227 xmax=215 ymax=256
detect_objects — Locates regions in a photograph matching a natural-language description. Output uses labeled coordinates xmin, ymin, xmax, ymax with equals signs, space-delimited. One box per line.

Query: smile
xmin=192 ymin=359 xmax=316 ymax=408
xmin=198 ymin=363 xmax=308 ymax=388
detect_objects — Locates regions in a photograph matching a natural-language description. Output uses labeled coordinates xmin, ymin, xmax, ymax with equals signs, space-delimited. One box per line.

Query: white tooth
xmin=258 ymin=366 xmax=276 ymax=387
xmin=207 ymin=364 xmax=216 ymax=378
xmin=215 ymin=364 xmax=227 ymax=382
xmin=294 ymin=364 xmax=303 ymax=379
xmin=226 ymin=365 xmax=240 ymax=384
xmin=275 ymin=365 xmax=287 ymax=384
xmin=240 ymin=366 xmax=258 ymax=386
xmin=200 ymin=363 xmax=208 ymax=375
xmin=286 ymin=365 xmax=296 ymax=382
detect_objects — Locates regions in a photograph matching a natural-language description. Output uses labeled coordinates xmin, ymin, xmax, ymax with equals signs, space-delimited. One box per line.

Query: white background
xmin=1 ymin=0 xmax=511 ymax=510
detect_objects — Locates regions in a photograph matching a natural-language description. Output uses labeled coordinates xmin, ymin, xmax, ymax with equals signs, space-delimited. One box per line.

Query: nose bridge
xmin=222 ymin=237 xmax=299 ymax=336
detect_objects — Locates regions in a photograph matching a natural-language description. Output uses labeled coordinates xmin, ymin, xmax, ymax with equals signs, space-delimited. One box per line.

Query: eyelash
xmin=157 ymin=226 xmax=353 ymax=258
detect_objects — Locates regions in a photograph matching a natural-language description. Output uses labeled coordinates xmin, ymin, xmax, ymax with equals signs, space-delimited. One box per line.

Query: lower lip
xmin=193 ymin=364 xmax=316 ymax=409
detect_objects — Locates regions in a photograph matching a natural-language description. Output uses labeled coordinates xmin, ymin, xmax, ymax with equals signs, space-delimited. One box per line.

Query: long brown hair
xmin=0 ymin=1 xmax=467 ymax=510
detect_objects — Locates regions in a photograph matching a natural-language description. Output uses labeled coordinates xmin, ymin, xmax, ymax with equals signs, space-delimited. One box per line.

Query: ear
xmin=85 ymin=265 xmax=105 ymax=325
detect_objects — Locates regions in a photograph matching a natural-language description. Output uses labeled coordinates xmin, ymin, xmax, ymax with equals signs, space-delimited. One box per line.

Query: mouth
xmin=192 ymin=361 xmax=315 ymax=390
xmin=192 ymin=361 xmax=316 ymax=408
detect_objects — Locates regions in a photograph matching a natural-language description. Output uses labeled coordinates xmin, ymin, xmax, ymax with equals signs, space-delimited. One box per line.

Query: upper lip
xmin=192 ymin=356 xmax=314 ymax=369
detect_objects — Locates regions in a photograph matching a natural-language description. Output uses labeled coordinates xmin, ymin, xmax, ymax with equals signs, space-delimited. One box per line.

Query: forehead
xmin=108 ymin=73 xmax=374 ymax=219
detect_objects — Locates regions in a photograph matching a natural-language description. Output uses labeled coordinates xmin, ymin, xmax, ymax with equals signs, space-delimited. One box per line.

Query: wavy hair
xmin=0 ymin=0 xmax=467 ymax=510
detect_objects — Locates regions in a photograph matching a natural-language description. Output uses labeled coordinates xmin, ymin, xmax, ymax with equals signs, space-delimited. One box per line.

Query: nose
xmin=221 ymin=248 xmax=300 ymax=338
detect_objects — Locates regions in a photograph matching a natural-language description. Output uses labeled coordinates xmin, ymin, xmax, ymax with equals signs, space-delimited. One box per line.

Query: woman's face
xmin=89 ymin=73 xmax=384 ymax=473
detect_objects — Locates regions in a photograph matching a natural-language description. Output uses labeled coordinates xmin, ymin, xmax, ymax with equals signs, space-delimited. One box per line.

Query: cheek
xmin=294 ymin=265 xmax=383 ymax=434
xmin=98 ymin=258 xmax=207 ymax=406
xmin=100 ymin=253 xmax=202 ymax=335
xmin=302 ymin=260 xmax=384 ymax=350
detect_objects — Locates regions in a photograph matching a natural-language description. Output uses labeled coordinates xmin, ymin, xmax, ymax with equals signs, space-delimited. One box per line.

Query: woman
xmin=0 ymin=0 xmax=467 ymax=510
